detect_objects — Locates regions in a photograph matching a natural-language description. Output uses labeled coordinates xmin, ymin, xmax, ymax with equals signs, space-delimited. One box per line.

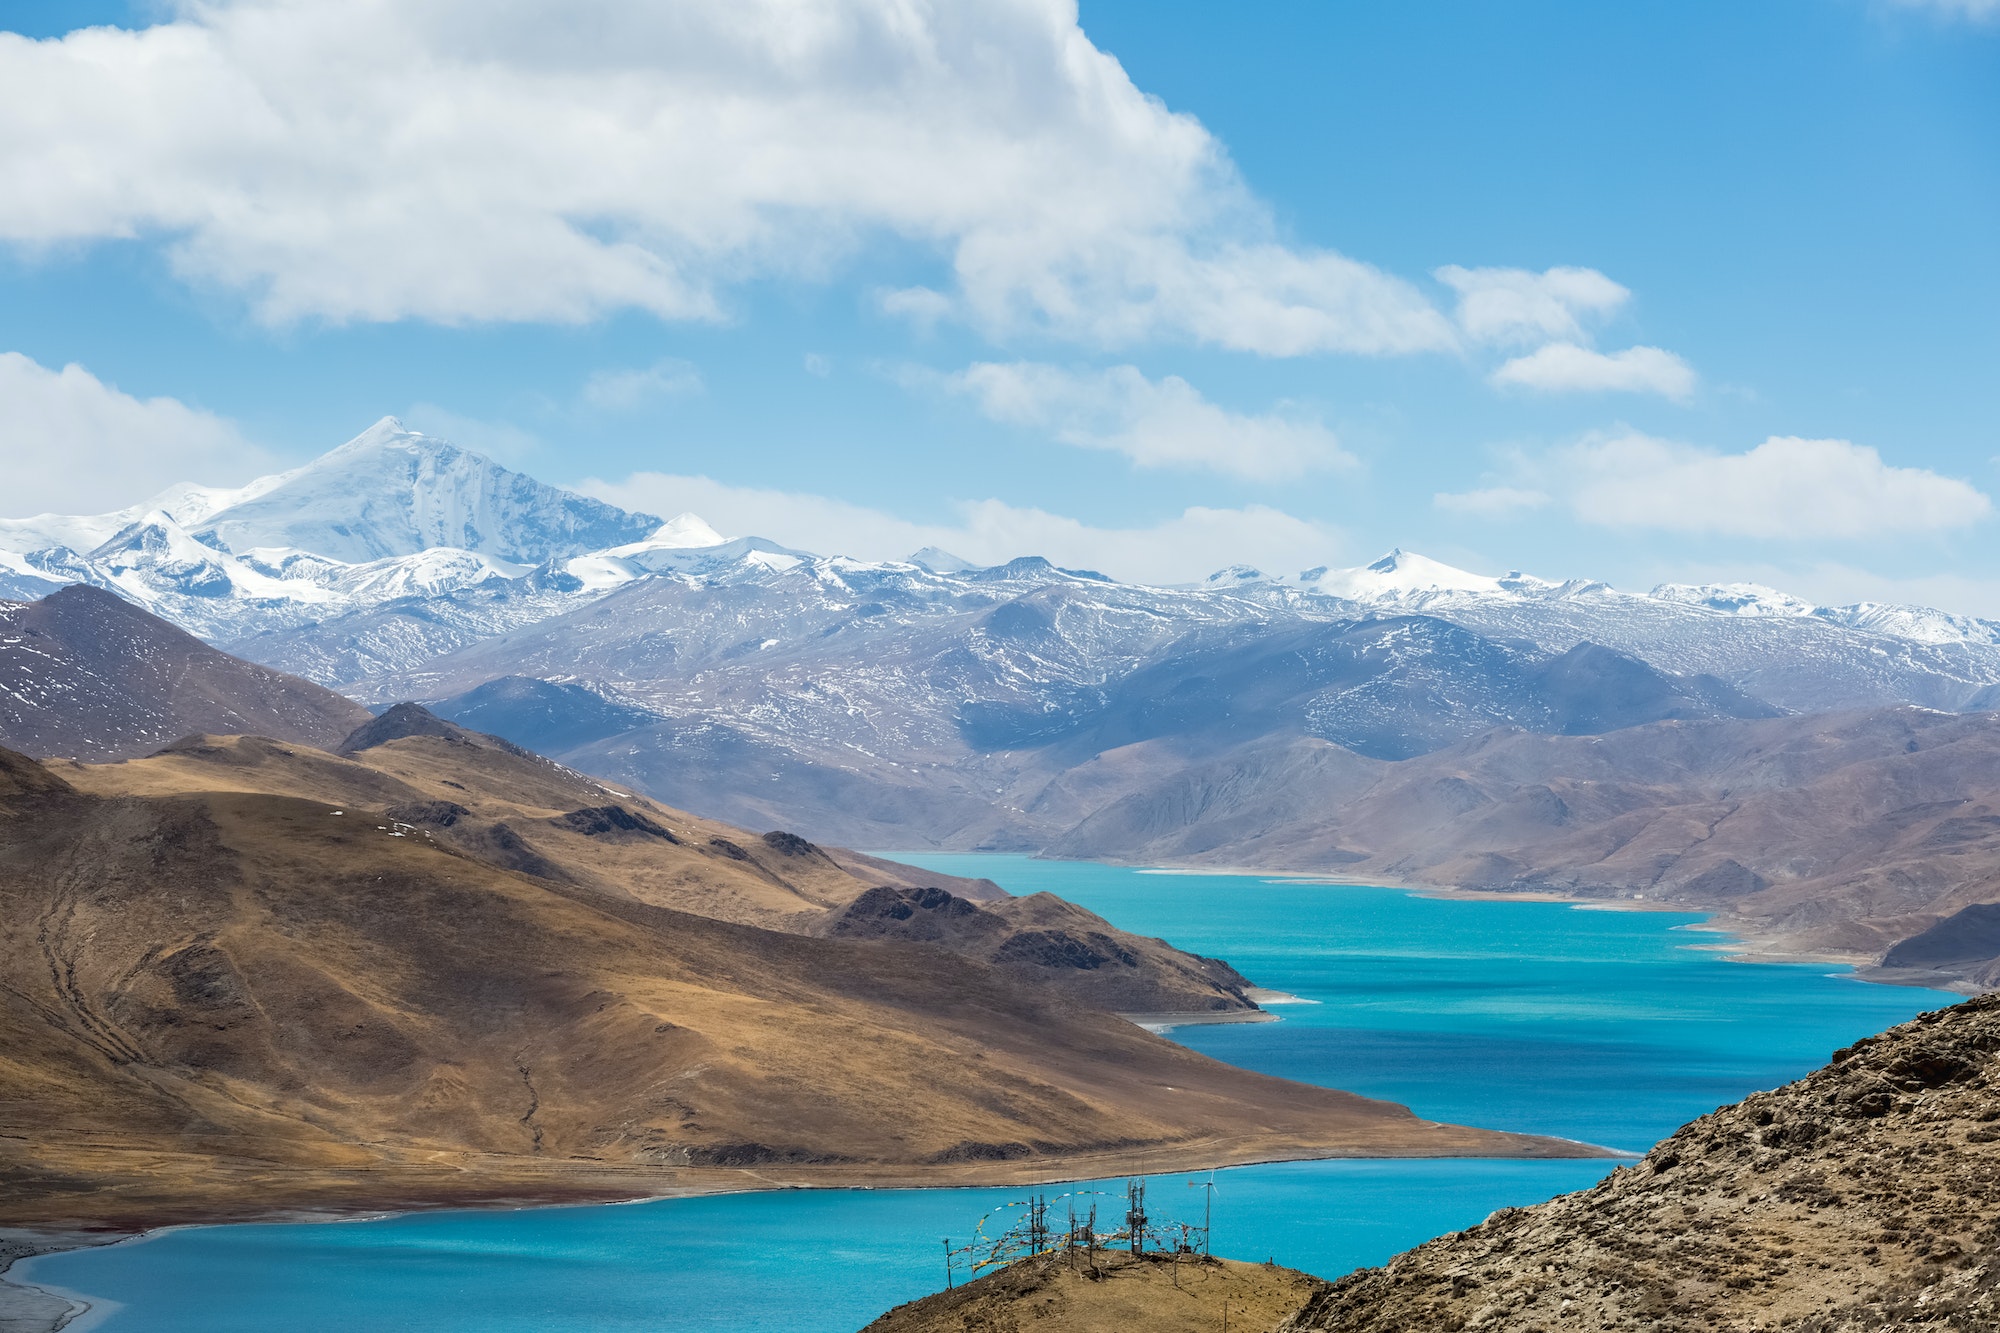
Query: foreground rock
xmin=863 ymin=1249 xmax=1327 ymax=1333
xmin=1283 ymin=993 xmax=2000 ymax=1331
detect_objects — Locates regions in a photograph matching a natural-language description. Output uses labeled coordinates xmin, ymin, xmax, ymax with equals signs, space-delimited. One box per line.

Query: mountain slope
xmin=0 ymin=584 xmax=372 ymax=760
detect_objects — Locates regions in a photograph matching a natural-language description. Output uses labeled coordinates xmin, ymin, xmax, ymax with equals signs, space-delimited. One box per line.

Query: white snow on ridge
xmin=1820 ymin=602 xmax=2000 ymax=647
xmin=1288 ymin=549 xmax=1572 ymax=603
xmin=908 ymin=546 xmax=977 ymax=574
xmin=642 ymin=513 xmax=728 ymax=550
xmin=1300 ymin=549 xmax=1508 ymax=599
xmin=1651 ymin=582 xmax=1817 ymax=618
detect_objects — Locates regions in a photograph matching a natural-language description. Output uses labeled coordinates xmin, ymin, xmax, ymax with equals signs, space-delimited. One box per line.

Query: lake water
xmin=21 ymin=858 xmax=1956 ymax=1331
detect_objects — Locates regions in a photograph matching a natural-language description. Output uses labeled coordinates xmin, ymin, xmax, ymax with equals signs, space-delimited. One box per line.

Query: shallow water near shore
xmin=21 ymin=859 xmax=1957 ymax=1331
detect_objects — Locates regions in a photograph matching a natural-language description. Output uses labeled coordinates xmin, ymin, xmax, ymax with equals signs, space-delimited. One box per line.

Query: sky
xmin=0 ymin=0 xmax=1996 ymax=607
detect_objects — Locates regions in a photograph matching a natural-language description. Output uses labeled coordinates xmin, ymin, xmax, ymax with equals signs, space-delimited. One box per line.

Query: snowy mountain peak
xmin=328 ymin=415 xmax=412 ymax=454
xmin=909 ymin=546 xmax=978 ymax=574
xmin=188 ymin=419 xmax=661 ymax=565
xmin=634 ymin=513 xmax=727 ymax=551
xmin=1304 ymin=549 xmax=1508 ymax=600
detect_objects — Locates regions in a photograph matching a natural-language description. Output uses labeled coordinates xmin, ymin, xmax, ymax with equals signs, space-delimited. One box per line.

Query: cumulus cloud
xmin=1564 ymin=433 xmax=1991 ymax=538
xmin=0 ymin=0 xmax=1453 ymax=353
xmin=944 ymin=362 xmax=1351 ymax=480
xmin=579 ymin=471 xmax=1340 ymax=584
xmin=0 ymin=351 xmax=269 ymax=515
xmin=1490 ymin=343 xmax=1698 ymax=400
xmin=582 ymin=358 xmax=703 ymax=410
xmin=1434 ymin=265 xmax=1629 ymax=346
xmin=1433 ymin=486 xmax=1551 ymax=517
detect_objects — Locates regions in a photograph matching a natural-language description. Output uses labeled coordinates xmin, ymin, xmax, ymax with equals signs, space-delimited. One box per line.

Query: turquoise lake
xmin=22 ymin=858 xmax=1958 ymax=1331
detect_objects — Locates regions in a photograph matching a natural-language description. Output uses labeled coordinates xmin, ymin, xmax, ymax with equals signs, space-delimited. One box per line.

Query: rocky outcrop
xmin=814 ymin=885 xmax=1258 ymax=1015
xmin=1282 ymin=994 xmax=2000 ymax=1332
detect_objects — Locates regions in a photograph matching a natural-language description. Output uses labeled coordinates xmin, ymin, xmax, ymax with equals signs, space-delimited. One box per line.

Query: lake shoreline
xmin=0 ymin=1138 xmax=1630 ymax=1331
xmin=1044 ymin=855 xmax=1994 ymax=997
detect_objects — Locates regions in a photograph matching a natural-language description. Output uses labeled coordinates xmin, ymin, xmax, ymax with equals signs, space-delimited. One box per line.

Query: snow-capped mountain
xmin=0 ymin=418 xmax=671 ymax=638
xmin=1217 ymin=551 xmax=2000 ymax=714
xmin=190 ymin=417 xmax=660 ymax=563
xmin=11 ymin=415 xmax=2000 ymax=846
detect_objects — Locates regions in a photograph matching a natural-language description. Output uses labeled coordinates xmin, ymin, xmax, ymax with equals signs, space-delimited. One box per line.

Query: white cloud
xmin=0 ymin=0 xmax=1453 ymax=354
xmin=1434 ymin=265 xmax=1629 ymax=346
xmin=1433 ymin=486 xmax=1551 ymax=517
xmin=582 ymin=358 xmax=703 ymax=410
xmin=578 ymin=472 xmax=1341 ymax=584
xmin=1490 ymin=343 xmax=1698 ymax=400
xmin=943 ymin=362 xmax=1352 ymax=480
xmin=0 ymin=351 xmax=269 ymax=515
xmin=1564 ymin=433 xmax=1991 ymax=538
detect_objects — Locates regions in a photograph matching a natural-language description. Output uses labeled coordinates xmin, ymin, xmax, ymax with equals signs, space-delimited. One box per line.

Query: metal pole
xmin=943 ymin=1237 xmax=952 ymax=1289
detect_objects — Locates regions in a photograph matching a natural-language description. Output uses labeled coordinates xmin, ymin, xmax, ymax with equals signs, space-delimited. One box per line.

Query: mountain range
xmin=12 ymin=419 xmax=2000 ymax=986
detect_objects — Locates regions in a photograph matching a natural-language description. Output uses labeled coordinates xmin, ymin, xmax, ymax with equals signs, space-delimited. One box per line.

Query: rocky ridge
xmin=1282 ymin=993 xmax=2000 ymax=1331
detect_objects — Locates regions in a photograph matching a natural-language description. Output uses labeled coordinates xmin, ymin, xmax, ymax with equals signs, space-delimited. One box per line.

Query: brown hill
xmin=0 ymin=736 xmax=1596 ymax=1235
xmin=1052 ymin=708 xmax=2000 ymax=989
xmin=58 ymin=714 xmax=1252 ymax=1015
xmin=816 ymin=885 xmax=1257 ymax=1016
xmin=1281 ymin=993 xmax=2000 ymax=1332
xmin=863 ymin=1250 xmax=1328 ymax=1333
xmin=0 ymin=585 xmax=371 ymax=760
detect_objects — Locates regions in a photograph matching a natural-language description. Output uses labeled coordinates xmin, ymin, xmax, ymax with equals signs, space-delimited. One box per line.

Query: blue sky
xmin=1 ymin=0 xmax=1996 ymax=606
